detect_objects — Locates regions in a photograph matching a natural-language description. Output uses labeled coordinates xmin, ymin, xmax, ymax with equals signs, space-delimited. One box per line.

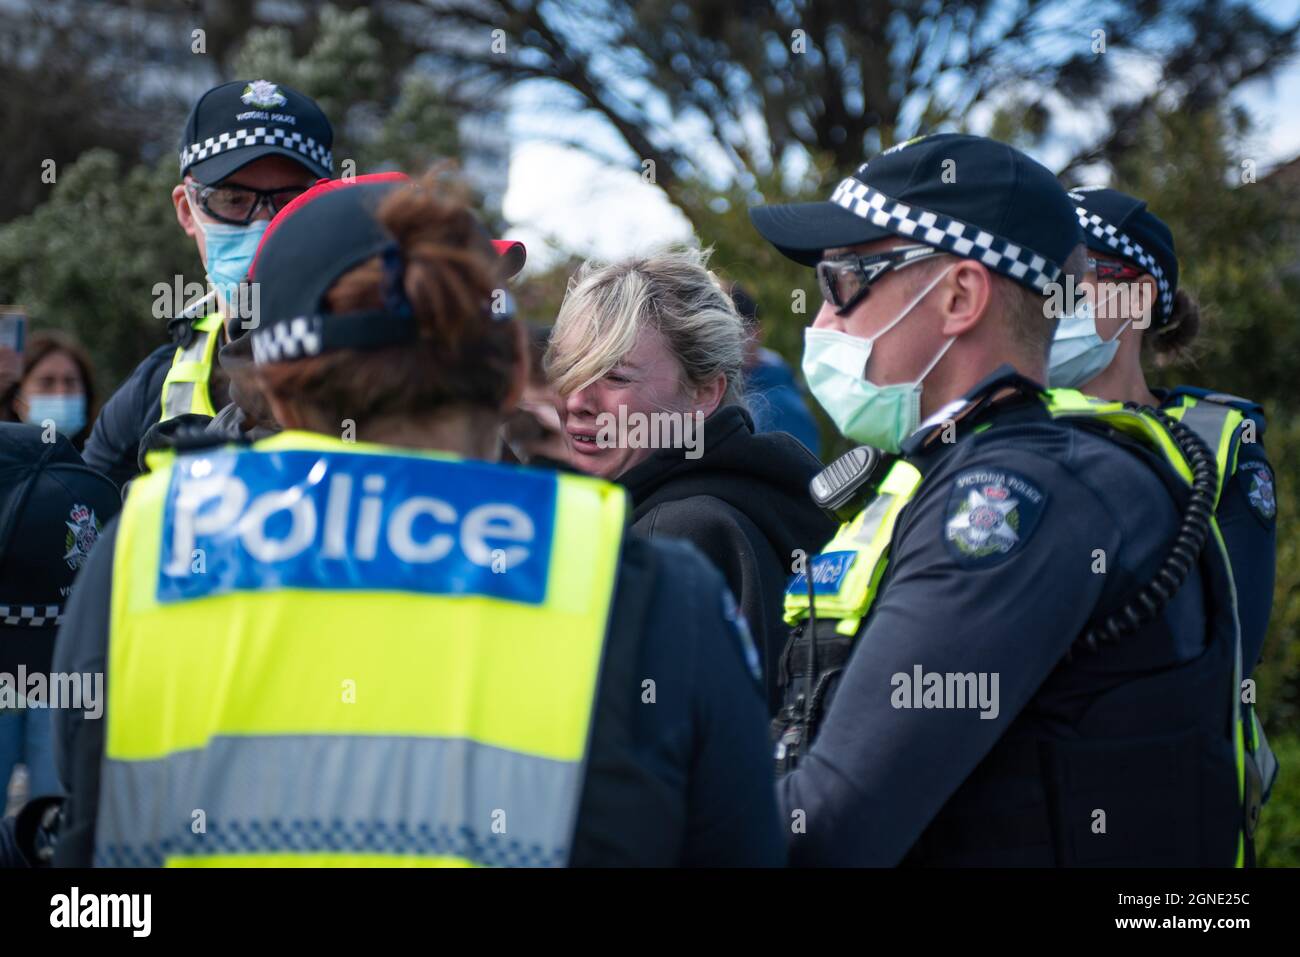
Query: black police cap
xmin=750 ymin=133 xmax=1083 ymax=294
xmin=1069 ymin=187 xmax=1178 ymax=325
xmin=180 ymin=79 xmax=334 ymax=184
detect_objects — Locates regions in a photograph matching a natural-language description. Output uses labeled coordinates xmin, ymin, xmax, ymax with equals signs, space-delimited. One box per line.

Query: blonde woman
xmin=547 ymin=247 xmax=835 ymax=713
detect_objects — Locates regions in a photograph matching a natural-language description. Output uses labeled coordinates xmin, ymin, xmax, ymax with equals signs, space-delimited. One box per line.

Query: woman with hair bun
xmin=50 ymin=171 xmax=783 ymax=868
xmin=1047 ymin=186 xmax=1277 ymax=680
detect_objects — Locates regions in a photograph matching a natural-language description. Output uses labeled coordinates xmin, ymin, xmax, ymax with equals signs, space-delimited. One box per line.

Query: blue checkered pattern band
xmin=180 ymin=127 xmax=332 ymax=175
xmin=1070 ymin=199 xmax=1173 ymax=323
xmin=0 ymin=604 xmax=61 ymax=627
xmin=829 ymin=178 xmax=1061 ymax=293
xmin=95 ymin=818 xmax=565 ymax=868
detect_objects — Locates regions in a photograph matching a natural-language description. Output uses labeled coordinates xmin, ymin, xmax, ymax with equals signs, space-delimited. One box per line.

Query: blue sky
xmin=502 ymin=1 xmax=1300 ymax=273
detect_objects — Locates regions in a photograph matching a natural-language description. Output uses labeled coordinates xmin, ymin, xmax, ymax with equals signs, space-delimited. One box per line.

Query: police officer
xmin=52 ymin=173 xmax=783 ymax=867
xmin=750 ymin=133 xmax=1246 ymax=866
xmin=82 ymin=80 xmax=334 ymax=488
xmin=0 ymin=424 xmax=118 ymax=866
xmin=1048 ymin=187 xmax=1277 ymax=676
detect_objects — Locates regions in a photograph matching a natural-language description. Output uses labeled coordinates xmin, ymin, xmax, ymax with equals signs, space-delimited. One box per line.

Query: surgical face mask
xmin=192 ymin=201 xmax=268 ymax=306
xmin=1047 ymin=294 xmax=1133 ymax=389
xmin=801 ymin=265 xmax=955 ymax=453
xmin=23 ymin=393 xmax=87 ymax=435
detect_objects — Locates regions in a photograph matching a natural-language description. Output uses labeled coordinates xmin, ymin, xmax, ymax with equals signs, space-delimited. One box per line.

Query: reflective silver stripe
xmin=177 ymin=328 xmax=214 ymax=364
xmin=95 ymin=734 xmax=582 ymax=867
xmin=161 ymin=381 xmax=195 ymax=420
xmin=1176 ymin=400 xmax=1234 ymax=456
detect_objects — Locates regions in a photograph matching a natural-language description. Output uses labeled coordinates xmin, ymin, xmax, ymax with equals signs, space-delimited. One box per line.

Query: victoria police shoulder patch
xmin=943 ymin=467 xmax=1047 ymax=567
xmin=1238 ymin=461 xmax=1277 ymax=524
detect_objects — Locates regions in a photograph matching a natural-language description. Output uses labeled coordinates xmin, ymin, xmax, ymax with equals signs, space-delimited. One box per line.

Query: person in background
xmin=1048 ymin=187 xmax=1277 ymax=678
xmin=546 ymin=248 xmax=836 ymax=713
xmin=0 ymin=424 xmax=119 ymax=861
xmin=731 ymin=283 xmax=823 ymax=456
xmin=1 ymin=332 xmax=99 ymax=450
xmin=83 ymin=79 xmax=333 ymax=488
xmin=1047 ymin=186 xmax=1280 ymax=827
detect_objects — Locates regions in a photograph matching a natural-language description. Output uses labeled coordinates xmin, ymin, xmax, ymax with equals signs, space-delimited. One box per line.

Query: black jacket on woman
xmin=620 ymin=404 xmax=836 ymax=713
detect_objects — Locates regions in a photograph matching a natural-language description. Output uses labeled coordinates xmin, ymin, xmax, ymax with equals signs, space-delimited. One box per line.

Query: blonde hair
xmin=545 ymin=246 xmax=746 ymax=408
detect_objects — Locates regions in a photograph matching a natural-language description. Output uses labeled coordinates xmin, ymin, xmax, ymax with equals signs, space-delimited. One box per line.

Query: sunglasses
xmin=1087 ymin=256 xmax=1146 ymax=282
xmin=816 ymin=244 xmax=946 ymax=316
xmin=187 ymin=179 xmax=310 ymax=226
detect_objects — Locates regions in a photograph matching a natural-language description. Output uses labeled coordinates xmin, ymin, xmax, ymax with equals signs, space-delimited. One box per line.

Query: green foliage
xmin=1257 ymin=731 xmax=1300 ymax=867
xmin=0 ymin=150 xmax=199 ymax=388
xmin=230 ymin=5 xmax=462 ymax=178
xmin=677 ymin=171 xmax=850 ymax=457
xmin=1106 ymin=109 xmax=1300 ymax=401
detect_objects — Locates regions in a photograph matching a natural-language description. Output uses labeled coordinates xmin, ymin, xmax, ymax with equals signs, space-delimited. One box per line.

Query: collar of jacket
xmin=900 ymin=364 xmax=1048 ymax=468
xmin=618 ymin=404 xmax=754 ymax=501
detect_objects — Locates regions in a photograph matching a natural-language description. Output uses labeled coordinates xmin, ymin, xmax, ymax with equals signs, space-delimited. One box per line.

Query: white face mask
xmin=801 ymin=265 xmax=955 ymax=453
xmin=1047 ymin=286 xmax=1133 ymax=389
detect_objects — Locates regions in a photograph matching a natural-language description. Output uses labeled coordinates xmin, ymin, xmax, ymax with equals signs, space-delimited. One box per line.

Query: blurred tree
xmin=1098 ymin=107 xmax=1300 ymax=404
xmin=0 ymin=151 xmax=195 ymax=389
xmin=417 ymin=0 xmax=1299 ymax=201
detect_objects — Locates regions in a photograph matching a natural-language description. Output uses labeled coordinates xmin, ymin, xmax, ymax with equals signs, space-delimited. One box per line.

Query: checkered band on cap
xmin=829 ymin=178 xmax=1062 ymax=293
xmin=251 ymin=316 xmax=324 ymax=365
xmin=1072 ymin=204 xmax=1173 ymax=322
xmin=180 ymin=127 xmax=333 ymax=175
xmin=0 ymin=604 xmax=61 ymax=627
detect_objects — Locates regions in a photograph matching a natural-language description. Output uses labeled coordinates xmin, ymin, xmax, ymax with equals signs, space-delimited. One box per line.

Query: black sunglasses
xmin=186 ymin=179 xmax=310 ymax=226
xmin=817 ymin=244 xmax=946 ymax=316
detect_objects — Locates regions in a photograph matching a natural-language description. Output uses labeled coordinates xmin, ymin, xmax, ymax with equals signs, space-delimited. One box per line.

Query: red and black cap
xmin=246 ymin=173 xmax=525 ymax=365
xmin=180 ymin=79 xmax=334 ymax=184
xmin=750 ymin=133 xmax=1082 ymax=294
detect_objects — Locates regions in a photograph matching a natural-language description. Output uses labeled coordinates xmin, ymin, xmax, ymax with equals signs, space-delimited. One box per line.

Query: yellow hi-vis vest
xmin=94 ymin=430 xmax=627 ymax=867
xmin=159 ymin=303 xmax=223 ymax=421
xmin=1161 ymin=395 xmax=1244 ymax=510
xmin=782 ymin=389 xmax=1249 ymax=866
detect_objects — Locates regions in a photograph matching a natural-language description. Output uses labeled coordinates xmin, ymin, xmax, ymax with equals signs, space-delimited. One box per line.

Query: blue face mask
xmin=193 ymin=207 xmax=268 ymax=308
xmin=1047 ymin=300 xmax=1133 ymax=389
xmin=801 ymin=265 xmax=955 ymax=453
xmin=24 ymin=393 xmax=87 ymax=436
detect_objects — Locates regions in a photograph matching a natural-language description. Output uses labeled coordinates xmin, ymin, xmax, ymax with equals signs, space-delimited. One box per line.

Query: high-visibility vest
xmin=159 ymin=308 xmax=223 ymax=421
xmin=94 ymin=430 xmax=627 ymax=867
xmin=1161 ymin=394 xmax=1243 ymax=510
xmin=783 ymin=389 xmax=1246 ymax=866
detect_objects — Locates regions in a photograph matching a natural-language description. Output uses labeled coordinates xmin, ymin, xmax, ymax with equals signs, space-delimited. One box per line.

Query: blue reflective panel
xmin=157 ymin=450 xmax=557 ymax=605
xmin=786 ymin=550 xmax=857 ymax=595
